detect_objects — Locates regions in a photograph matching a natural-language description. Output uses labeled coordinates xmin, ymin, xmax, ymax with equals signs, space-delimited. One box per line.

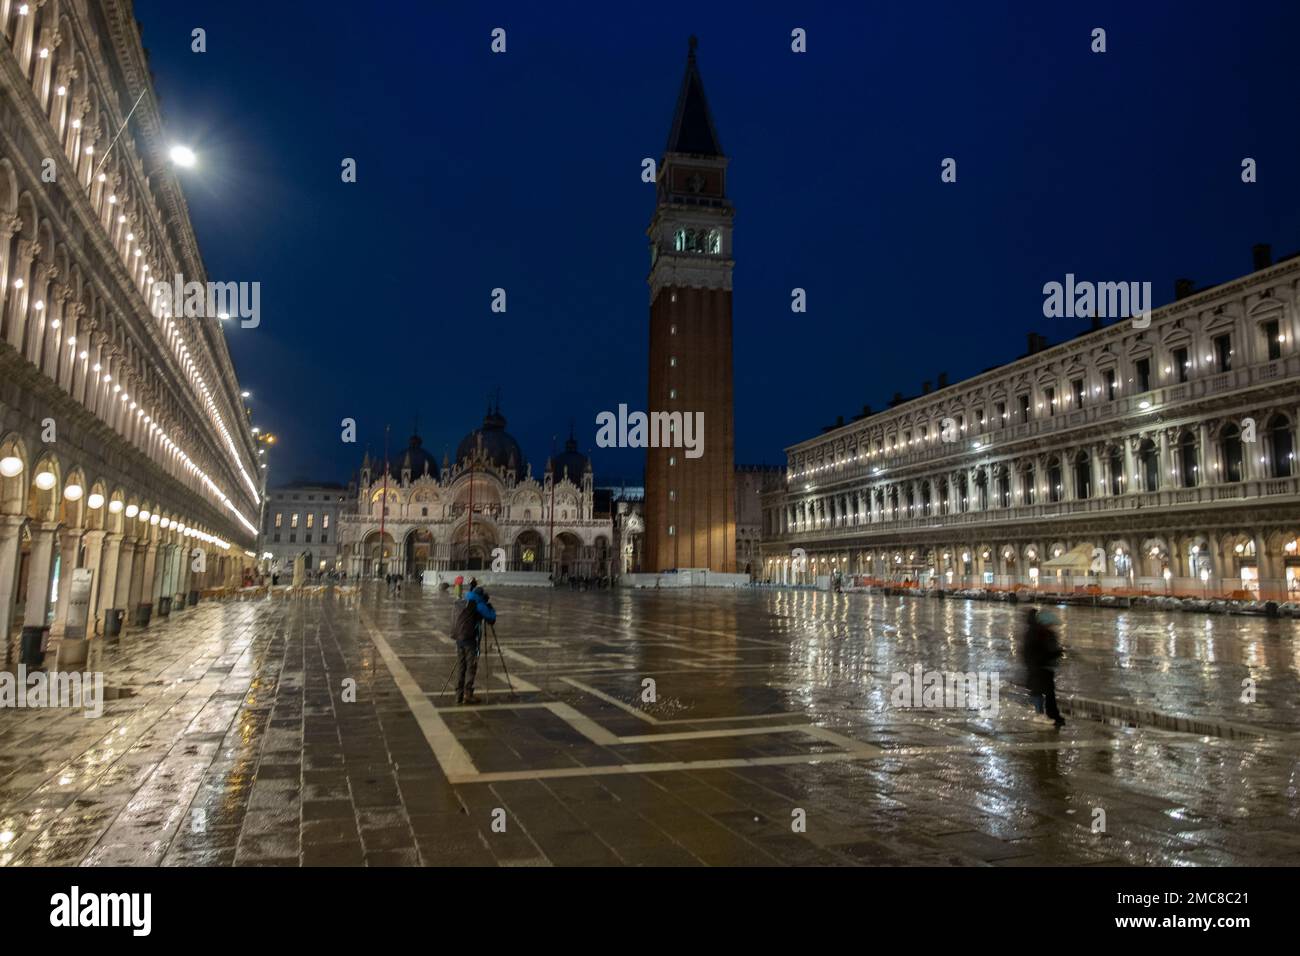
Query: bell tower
xmin=644 ymin=37 xmax=736 ymax=573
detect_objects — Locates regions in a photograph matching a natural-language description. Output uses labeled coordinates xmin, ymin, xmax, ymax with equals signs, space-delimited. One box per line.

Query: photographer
xmin=450 ymin=580 xmax=496 ymax=705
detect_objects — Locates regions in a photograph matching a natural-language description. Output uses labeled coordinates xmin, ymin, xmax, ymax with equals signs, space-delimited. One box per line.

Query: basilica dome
xmin=456 ymin=405 xmax=527 ymax=473
xmin=551 ymin=432 xmax=589 ymax=482
xmin=399 ymin=433 xmax=440 ymax=480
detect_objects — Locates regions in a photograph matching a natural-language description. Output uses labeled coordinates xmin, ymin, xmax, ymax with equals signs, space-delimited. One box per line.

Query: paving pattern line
xmin=359 ymin=609 xmax=476 ymax=780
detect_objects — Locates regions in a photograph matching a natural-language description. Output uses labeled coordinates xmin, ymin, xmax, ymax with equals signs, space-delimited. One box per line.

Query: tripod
xmin=438 ymin=621 xmax=515 ymax=703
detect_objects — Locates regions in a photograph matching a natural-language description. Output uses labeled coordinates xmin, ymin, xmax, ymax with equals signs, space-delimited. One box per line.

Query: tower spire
xmin=666 ymin=36 xmax=722 ymax=156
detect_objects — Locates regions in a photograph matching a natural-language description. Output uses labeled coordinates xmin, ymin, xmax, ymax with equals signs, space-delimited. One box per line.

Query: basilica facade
xmin=762 ymin=246 xmax=1300 ymax=600
xmin=337 ymin=406 xmax=614 ymax=579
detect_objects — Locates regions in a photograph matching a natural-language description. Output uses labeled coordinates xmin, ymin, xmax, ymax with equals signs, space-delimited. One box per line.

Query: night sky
xmin=133 ymin=0 xmax=1300 ymax=488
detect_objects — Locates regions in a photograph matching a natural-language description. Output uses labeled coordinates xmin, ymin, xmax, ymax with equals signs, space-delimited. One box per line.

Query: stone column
xmin=126 ymin=539 xmax=146 ymax=611
xmin=170 ymin=542 xmax=185 ymax=603
xmin=25 ymin=262 xmax=54 ymax=365
xmin=1124 ymin=438 xmax=1137 ymax=494
xmin=24 ymin=521 xmax=60 ymax=630
xmin=1196 ymin=423 xmax=1211 ymax=486
xmin=155 ymin=542 xmax=173 ymax=612
xmin=176 ymin=544 xmax=193 ymax=606
xmin=1242 ymin=411 xmax=1260 ymax=481
xmin=4 ymin=237 xmax=38 ymax=350
xmin=113 ymin=536 xmax=136 ymax=613
xmin=1158 ymin=429 xmax=1172 ymax=490
xmin=138 ymin=541 xmax=159 ymax=618
xmin=0 ymin=515 xmax=26 ymax=660
xmin=50 ymin=527 xmax=81 ymax=636
xmin=95 ymin=533 xmax=122 ymax=634
xmin=11 ymin=0 xmax=38 ymax=76
xmin=79 ymin=529 xmax=106 ymax=634
xmin=0 ymin=214 xmax=20 ymax=318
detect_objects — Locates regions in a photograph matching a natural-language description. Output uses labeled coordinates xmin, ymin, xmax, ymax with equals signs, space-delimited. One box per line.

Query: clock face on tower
xmin=686 ymin=172 xmax=705 ymax=194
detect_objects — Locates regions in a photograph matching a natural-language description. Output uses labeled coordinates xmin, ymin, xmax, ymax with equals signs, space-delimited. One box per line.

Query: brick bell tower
xmin=644 ymin=37 xmax=736 ymax=573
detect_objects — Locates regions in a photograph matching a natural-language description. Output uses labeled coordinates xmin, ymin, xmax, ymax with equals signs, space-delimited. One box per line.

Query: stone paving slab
xmin=1 ymin=584 xmax=1298 ymax=866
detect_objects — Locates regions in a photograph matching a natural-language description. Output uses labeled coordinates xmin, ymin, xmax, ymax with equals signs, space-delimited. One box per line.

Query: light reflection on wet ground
xmin=0 ymin=585 xmax=1296 ymax=866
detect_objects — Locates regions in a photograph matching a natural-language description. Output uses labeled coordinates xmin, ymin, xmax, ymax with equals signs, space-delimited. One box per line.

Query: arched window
xmin=673 ymin=228 xmax=718 ymax=254
xmin=1178 ymin=432 xmax=1198 ymax=488
xmin=1268 ymin=415 xmax=1294 ymax=477
xmin=1221 ymin=425 xmax=1243 ymax=483
xmin=1021 ymin=464 xmax=1035 ymax=506
xmin=1074 ymin=451 xmax=1091 ymax=500
xmin=1047 ymin=457 xmax=1063 ymax=503
xmin=1108 ymin=446 xmax=1124 ymax=495
xmin=996 ymin=468 xmax=1009 ymax=508
xmin=1139 ymin=439 xmax=1159 ymax=492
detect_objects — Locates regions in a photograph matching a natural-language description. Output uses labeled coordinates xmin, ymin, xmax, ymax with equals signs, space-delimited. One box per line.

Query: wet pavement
xmin=1 ymin=585 xmax=1298 ymax=866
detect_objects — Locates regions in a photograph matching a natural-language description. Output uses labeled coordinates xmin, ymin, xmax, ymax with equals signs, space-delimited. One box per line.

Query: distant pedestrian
xmin=1021 ymin=608 xmax=1065 ymax=727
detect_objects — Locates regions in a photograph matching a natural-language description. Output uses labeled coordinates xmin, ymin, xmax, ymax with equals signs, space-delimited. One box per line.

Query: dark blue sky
xmin=134 ymin=0 xmax=1300 ymax=487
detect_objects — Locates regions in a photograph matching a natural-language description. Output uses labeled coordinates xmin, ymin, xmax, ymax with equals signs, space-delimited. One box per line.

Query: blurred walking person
xmin=1021 ymin=608 xmax=1066 ymax=727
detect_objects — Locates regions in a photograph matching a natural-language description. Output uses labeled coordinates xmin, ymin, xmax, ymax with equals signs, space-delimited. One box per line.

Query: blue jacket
xmin=467 ymin=589 xmax=496 ymax=623
xmin=451 ymin=589 xmax=496 ymax=645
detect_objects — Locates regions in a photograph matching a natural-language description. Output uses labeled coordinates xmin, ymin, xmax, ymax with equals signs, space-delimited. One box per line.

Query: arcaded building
xmin=1 ymin=0 xmax=260 ymax=657
xmin=762 ymin=247 xmax=1300 ymax=598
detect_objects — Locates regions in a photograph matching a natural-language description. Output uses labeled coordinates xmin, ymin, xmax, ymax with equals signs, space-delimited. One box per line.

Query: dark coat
xmin=1021 ymin=622 xmax=1063 ymax=693
xmin=450 ymin=590 xmax=496 ymax=645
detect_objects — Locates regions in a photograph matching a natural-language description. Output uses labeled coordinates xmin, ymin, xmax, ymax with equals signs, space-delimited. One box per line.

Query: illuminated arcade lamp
xmin=0 ymin=456 xmax=22 ymax=478
xmin=64 ymin=483 xmax=83 ymax=501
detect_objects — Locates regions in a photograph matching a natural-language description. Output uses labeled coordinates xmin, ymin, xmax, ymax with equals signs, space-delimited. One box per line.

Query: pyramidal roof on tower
xmin=666 ymin=36 xmax=723 ymax=157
